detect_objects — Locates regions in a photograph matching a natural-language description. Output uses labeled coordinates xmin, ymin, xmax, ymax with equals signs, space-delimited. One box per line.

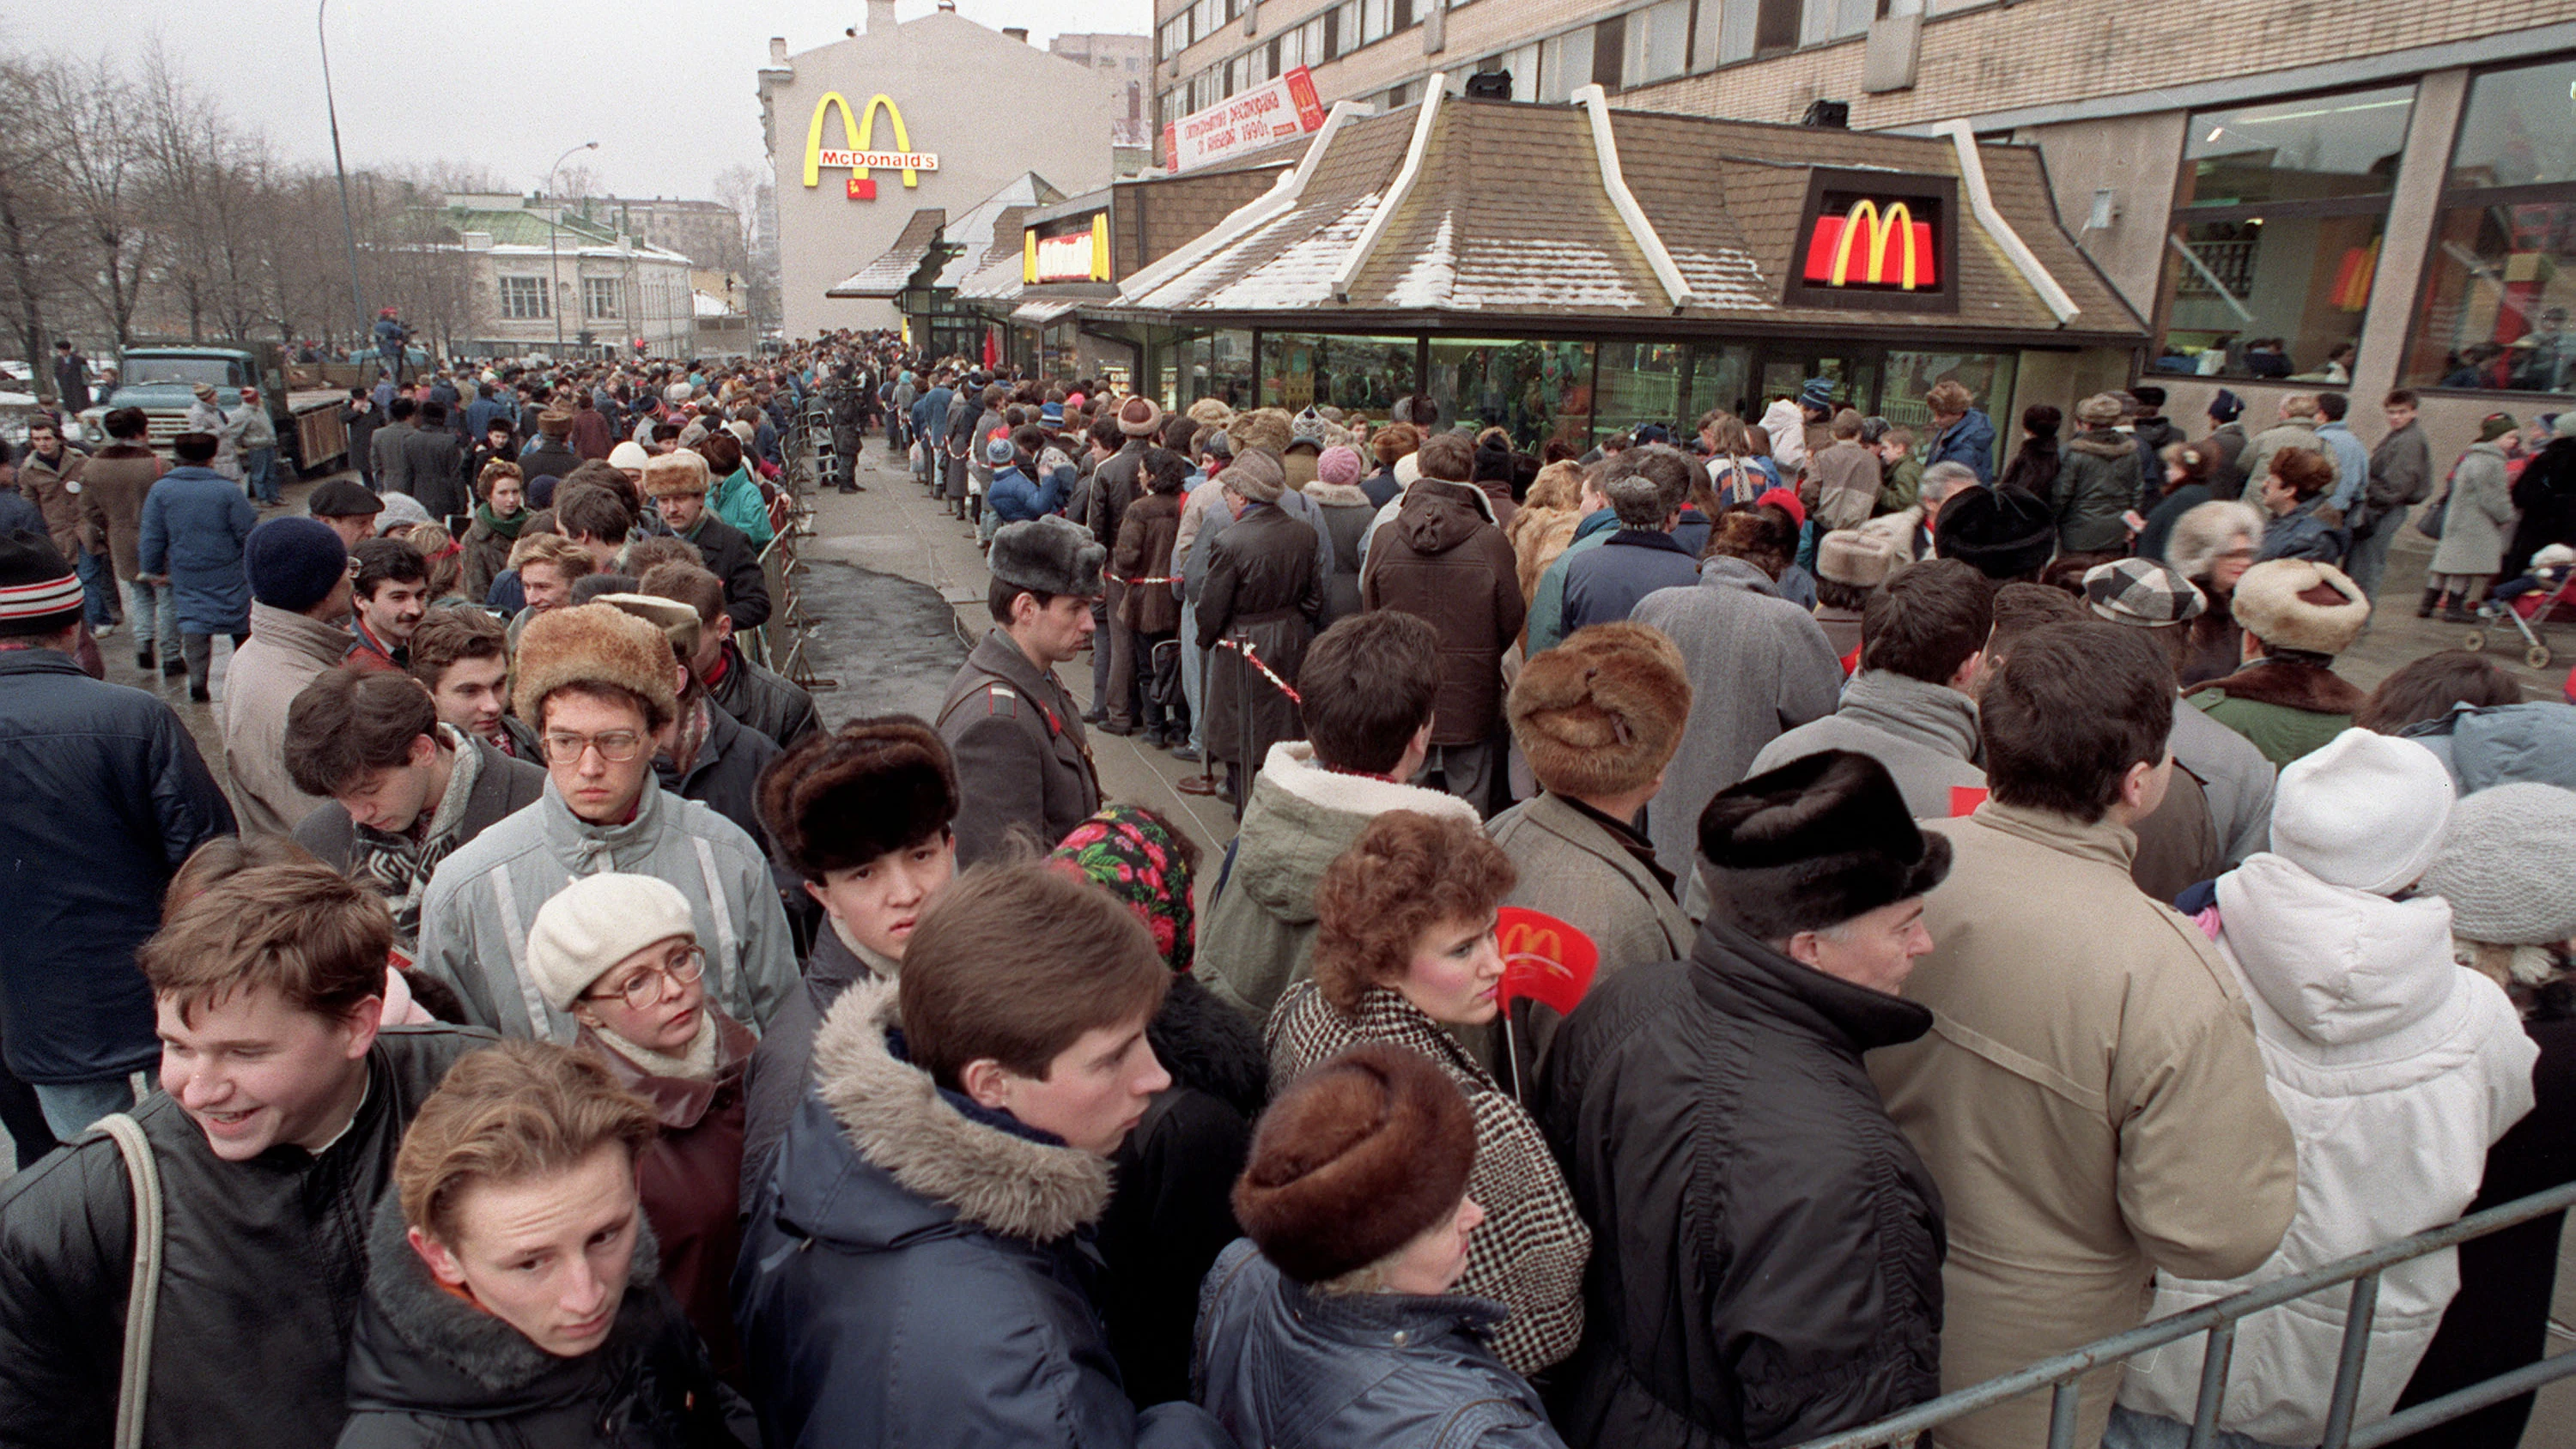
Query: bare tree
xmin=39 ymin=55 xmax=154 ymax=349
xmin=0 ymin=60 xmax=75 ymax=397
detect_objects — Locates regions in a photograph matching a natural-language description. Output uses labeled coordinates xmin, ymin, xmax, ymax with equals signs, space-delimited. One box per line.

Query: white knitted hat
xmin=2421 ymin=783 xmax=2576 ymax=945
xmin=2268 ymin=729 xmax=2456 ymax=895
xmin=525 ymin=873 xmax=697 ymax=1012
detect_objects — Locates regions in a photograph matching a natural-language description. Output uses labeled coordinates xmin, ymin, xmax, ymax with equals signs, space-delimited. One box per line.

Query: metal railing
xmin=748 ymin=391 xmax=833 ymax=693
xmin=1793 ymin=1180 xmax=2576 ymax=1449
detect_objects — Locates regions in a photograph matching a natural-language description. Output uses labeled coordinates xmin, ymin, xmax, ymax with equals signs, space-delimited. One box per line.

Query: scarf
xmin=828 ymin=918 xmax=903 ymax=979
xmin=597 ymin=1011 xmax=719 ymax=1082
xmin=351 ymin=727 xmax=482 ymax=947
xmin=474 ymin=500 xmax=526 ymax=540
xmin=1048 ymin=805 xmax=1195 ymax=973
xmin=665 ymin=696 xmax=713 ymax=778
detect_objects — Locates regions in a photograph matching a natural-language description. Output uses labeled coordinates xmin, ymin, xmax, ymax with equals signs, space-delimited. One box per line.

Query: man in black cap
xmin=1539 ymin=749 xmax=1950 ymax=1449
xmin=307 ymin=477 xmax=386 ymax=551
xmin=937 ymin=515 xmax=1104 ymax=865
xmin=0 ymin=530 xmax=233 ymax=1144
xmin=1932 ymin=484 xmax=2057 ymax=584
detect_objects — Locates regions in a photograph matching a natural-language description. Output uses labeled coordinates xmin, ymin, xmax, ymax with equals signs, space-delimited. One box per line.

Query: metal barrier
xmin=748 ymin=393 xmax=835 ymax=694
xmin=1792 ymin=1180 xmax=2576 ymax=1449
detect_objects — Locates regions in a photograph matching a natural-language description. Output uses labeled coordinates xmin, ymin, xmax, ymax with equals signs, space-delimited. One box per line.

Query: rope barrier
xmin=1211 ymin=636 xmax=1302 ymax=707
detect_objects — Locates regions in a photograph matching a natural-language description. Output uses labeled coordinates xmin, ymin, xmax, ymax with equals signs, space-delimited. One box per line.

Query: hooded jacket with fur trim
xmin=2118 ymin=856 xmax=2536 ymax=1445
xmin=1195 ymin=741 xmax=1484 ymax=1022
xmin=337 ymin=1200 xmax=756 ymax=1449
xmin=730 ymin=977 xmax=1230 ymax=1449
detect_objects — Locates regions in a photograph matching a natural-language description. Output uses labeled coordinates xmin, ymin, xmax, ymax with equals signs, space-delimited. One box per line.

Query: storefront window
xmin=1257 ymin=332 xmax=1417 ymax=416
xmin=1880 ymin=351 xmax=2016 ymax=433
xmin=1425 ymin=337 xmax=1592 ymax=448
xmin=1170 ymin=329 xmax=1255 ymax=409
xmin=1595 ymin=342 xmax=1749 ymax=439
xmin=2403 ymin=58 xmax=2576 ymax=396
xmin=2156 ymin=84 xmax=2412 ymax=384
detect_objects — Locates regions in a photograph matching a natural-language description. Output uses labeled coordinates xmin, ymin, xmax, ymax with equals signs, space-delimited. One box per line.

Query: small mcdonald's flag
xmin=1496 ymin=906 xmax=1600 ymax=1017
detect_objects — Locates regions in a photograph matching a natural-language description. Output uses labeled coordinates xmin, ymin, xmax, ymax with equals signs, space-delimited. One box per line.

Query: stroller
xmin=2463 ymin=543 xmax=2576 ymax=670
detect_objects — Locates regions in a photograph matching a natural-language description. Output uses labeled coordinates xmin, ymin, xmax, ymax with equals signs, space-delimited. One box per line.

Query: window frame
xmin=499 ymin=275 xmax=548 ymax=321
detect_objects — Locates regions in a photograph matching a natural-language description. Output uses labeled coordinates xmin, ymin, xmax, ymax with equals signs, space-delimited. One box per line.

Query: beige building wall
xmin=760 ymin=9 xmax=1115 ymax=338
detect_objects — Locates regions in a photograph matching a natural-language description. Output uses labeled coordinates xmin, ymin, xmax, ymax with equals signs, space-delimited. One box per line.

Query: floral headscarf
xmin=1050 ymin=805 xmax=1196 ymax=974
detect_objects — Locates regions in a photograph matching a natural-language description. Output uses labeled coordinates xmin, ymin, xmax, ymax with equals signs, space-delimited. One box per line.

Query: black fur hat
xmin=1697 ymin=749 xmax=1953 ymax=941
xmin=756 ymin=716 xmax=958 ymax=880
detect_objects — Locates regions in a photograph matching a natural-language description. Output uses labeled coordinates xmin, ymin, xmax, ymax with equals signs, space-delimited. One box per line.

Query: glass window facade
xmin=1259 ymin=333 xmax=1418 ymax=412
xmin=2403 ymin=58 xmax=2576 ymax=396
xmin=1426 ymin=337 xmax=1593 ymax=449
xmin=1595 ymin=342 xmax=1749 ymax=439
xmin=2156 ymin=84 xmax=2413 ymax=383
xmin=1881 ymin=351 xmax=2017 ymax=433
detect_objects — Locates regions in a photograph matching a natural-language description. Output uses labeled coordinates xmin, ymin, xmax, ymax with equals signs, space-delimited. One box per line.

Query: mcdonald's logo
xmin=803 ymin=91 xmax=940 ymax=200
xmin=1802 ymin=198 xmax=1938 ymax=290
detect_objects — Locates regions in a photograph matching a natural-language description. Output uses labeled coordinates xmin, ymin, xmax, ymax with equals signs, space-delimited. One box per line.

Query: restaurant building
xmin=1042 ymin=82 xmax=2142 ymax=450
xmin=1148 ymin=0 xmax=2576 ymax=459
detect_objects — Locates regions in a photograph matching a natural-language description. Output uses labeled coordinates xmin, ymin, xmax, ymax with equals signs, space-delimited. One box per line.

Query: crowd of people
xmin=2 ymin=334 xmax=2574 ymax=1449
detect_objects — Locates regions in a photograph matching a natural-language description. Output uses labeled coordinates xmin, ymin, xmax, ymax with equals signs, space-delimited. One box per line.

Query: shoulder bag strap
xmin=97 ymin=1112 xmax=161 ymax=1449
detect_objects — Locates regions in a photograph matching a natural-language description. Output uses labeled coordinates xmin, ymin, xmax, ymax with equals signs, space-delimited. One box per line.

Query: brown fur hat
xmin=1232 ymin=1045 xmax=1477 ymax=1284
xmin=1508 ymin=622 xmax=1692 ymax=798
xmin=2231 ymin=557 xmax=2371 ymax=656
xmin=641 ymin=450 xmax=711 ymax=500
xmin=757 ymin=716 xmax=959 ymax=880
xmin=511 ymin=603 xmax=678 ymax=730
xmin=1228 ymin=407 xmax=1294 ymax=457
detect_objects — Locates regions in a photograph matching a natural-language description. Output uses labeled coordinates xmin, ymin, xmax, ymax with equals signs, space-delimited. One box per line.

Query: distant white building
xmin=1050 ymin=31 xmax=1154 ymax=149
xmin=757 ymin=1 xmax=1115 ymax=336
xmin=434 ymin=197 xmax=697 ymax=360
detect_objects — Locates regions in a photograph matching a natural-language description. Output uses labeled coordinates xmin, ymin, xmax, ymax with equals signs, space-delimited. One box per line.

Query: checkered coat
xmin=1265 ymin=981 xmax=1589 ymax=1376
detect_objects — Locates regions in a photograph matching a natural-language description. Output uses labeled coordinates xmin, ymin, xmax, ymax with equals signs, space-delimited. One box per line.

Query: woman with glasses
xmin=525 ymin=870 xmax=754 ymax=1385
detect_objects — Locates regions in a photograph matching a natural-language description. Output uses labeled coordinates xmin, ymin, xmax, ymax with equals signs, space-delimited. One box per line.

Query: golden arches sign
xmin=1830 ymin=200 xmax=1920 ymax=288
xmin=1801 ymin=197 xmax=1937 ymax=291
xmin=802 ymin=91 xmax=938 ymax=196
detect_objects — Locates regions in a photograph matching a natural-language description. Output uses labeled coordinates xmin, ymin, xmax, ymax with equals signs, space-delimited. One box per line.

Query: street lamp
xmin=317 ymin=0 xmax=366 ymax=354
xmin=545 ymin=141 xmax=600 ymax=357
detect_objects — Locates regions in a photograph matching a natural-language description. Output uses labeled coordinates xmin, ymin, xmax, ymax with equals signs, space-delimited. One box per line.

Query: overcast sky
xmin=0 ymin=0 xmax=1149 ymax=201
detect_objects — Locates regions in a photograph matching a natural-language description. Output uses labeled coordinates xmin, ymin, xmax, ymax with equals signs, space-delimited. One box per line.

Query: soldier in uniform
xmin=937 ymin=515 xmax=1104 ymax=865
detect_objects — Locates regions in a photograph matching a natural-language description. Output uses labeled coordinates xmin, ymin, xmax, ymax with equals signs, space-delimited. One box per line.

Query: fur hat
xmin=1116 ymin=395 xmax=1164 ymax=438
xmin=246 ymin=517 xmax=350 ymax=611
xmin=537 ymin=409 xmax=574 ymax=439
xmin=608 ymin=440 xmax=653 ymax=473
xmin=1229 ymin=407 xmax=1294 ymax=456
xmin=1315 ymin=445 xmax=1364 ymax=488
xmin=1933 ymin=485 xmax=2056 ymax=581
xmin=2166 ymin=500 xmax=2266 ymax=586
xmin=1697 ymin=749 xmax=1954 ymax=940
xmin=758 ymin=716 xmax=958 ymax=879
xmin=1509 ymin=622 xmax=1691 ymax=797
xmin=2269 ymin=729 xmax=2455 ymax=895
xmin=1224 ymin=448 xmax=1286 ymax=504
xmin=641 ymin=451 xmax=711 ymax=500
xmin=512 ymin=602 xmax=680 ymax=725
xmin=988 ymin=515 xmax=1105 ymax=598
xmin=2074 ymin=392 xmax=2124 ymax=428
xmin=1185 ymin=397 xmax=1234 ymax=428
xmin=2231 ymin=558 xmax=2370 ymax=655
xmin=2421 ymin=783 xmax=2576 ymax=946
xmin=1232 ymin=1045 xmax=1477 ymax=1285
xmin=0 ymin=530 xmax=82 ymax=637
xmin=592 ymin=591 xmax=701 ymax=664
xmin=1817 ymin=529 xmax=1899 ymax=588
xmin=523 ymin=872 xmax=697 ymax=1012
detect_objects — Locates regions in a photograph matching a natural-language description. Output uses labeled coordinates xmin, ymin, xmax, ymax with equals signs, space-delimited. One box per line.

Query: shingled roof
xmin=1109 ymin=94 xmax=2143 ymax=347
xmin=826 ymin=209 xmax=949 ymax=300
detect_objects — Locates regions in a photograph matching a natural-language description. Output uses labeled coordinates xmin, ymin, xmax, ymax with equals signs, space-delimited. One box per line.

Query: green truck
xmin=81 ymin=343 xmax=349 ymax=475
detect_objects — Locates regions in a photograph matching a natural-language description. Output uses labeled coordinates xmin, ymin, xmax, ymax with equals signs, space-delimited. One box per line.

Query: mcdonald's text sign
xmin=1782 ymin=171 xmax=1958 ymax=313
xmin=804 ymin=92 xmax=940 ymax=201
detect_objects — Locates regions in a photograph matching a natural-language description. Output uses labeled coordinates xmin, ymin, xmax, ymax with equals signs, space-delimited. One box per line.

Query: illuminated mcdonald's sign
xmin=1803 ymin=199 xmax=1936 ymax=289
xmin=804 ymin=91 xmax=940 ymax=201
xmin=1783 ymin=171 xmax=1958 ymax=313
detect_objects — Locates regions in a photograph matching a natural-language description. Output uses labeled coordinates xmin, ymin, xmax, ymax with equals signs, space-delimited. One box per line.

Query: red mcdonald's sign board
xmin=1802 ymin=198 xmax=1938 ymax=290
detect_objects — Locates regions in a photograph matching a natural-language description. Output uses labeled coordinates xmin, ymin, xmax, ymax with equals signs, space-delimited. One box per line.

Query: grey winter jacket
xmin=1631 ymin=557 xmax=1844 ymax=878
xmin=1194 ymin=1240 xmax=1566 ymax=1449
xmin=2428 ymin=440 xmax=2517 ymax=578
xmin=1749 ymin=670 xmax=1986 ymax=820
xmin=2169 ymin=696 xmax=2278 ymax=870
xmin=414 ymin=773 xmax=797 ymax=1042
xmin=2053 ymin=429 xmax=2145 ymax=554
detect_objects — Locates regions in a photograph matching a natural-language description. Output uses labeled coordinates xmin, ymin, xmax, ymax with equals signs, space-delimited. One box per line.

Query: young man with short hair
xmin=937 ymin=516 xmax=1104 ymax=865
xmin=1197 ymin=609 xmax=1480 ymax=1022
xmin=222 ymin=516 xmax=355 ymax=834
xmin=733 ymin=861 xmax=1227 ymax=1449
xmin=739 ymin=716 xmax=960 ymax=1201
xmin=2346 ymin=388 xmax=2433 ymax=607
xmin=640 ymin=450 xmax=770 ymax=631
xmin=1749 ymin=557 xmax=1994 ymax=816
xmin=0 ymin=532 xmax=234 ymax=1142
xmin=552 ymin=482 xmax=634 ymax=573
xmin=638 ymin=559 xmax=819 ymax=749
xmin=1809 ymin=407 xmax=1885 ymax=530
xmin=286 ymin=666 xmax=546 ymax=951
xmin=503 ymin=530 xmax=596 ymax=650
xmin=1868 ymin=621 xmax=2297 ymax=1449
xmin=343 ymin=536 xmax=430 ymax=674
xmin=406 ymin=605 xmax=540 ymax=760
xmin=415 ymin=602 xmax=796 ymax=1042
xmin=0 ymin=860 xmax=488 ymax=1449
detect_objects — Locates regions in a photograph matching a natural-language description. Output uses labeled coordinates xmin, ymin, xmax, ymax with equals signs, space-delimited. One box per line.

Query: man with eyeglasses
xmin=416 ymin=602 xmax=797 ymax=1043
